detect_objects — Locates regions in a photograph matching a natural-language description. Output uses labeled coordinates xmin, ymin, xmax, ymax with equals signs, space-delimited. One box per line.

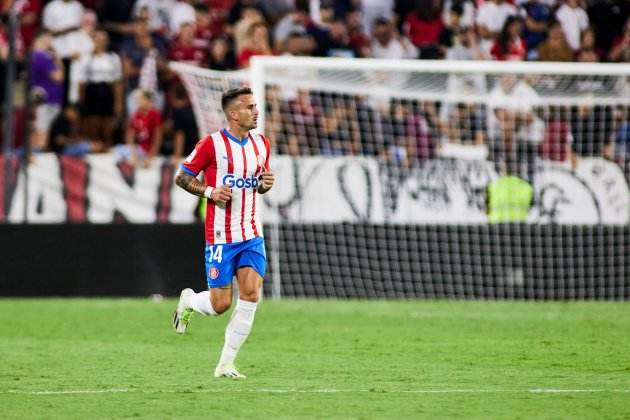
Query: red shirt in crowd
xmin=404 ymin=13 xmax=443 ymax=47
xmin=238 ymin=48 xmax=273 ymax=68
xmin=491 ymin=38 xmax=527 ymax=61
xmin=168 ymin=41 xmax=207 ymax=66
xmin=18 ymin=0 xmax=41 ymax=49
xmin=128 ymin=108 xmax=163 ymax=153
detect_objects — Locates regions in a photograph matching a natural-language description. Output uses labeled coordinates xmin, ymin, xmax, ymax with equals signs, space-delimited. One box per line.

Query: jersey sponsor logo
xmin=209 ymin=266 xmax=220 ymax=279
xmin=222 ymin=174 xmax=259 ymax=189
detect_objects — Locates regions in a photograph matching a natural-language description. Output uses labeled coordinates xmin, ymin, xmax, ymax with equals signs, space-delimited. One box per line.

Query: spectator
xmin=42 ymin=0 xmax=88 ymax=105
xmin=42 ymin=0 xmax=84 ymax=52
xmin=283 ymin=32 xmax=316 ymax=57
xmin=192 ymin=3 xmax=214 ymax=50
xmin=441 ymin=0 xmax=475 ymax=29
xmin=406 ymin=101 xmax=438 ymax=161
xmin=555 ymin=0 xmax=589 ymax=52
xmin=521 ymin=0 xmax=552 ymax=59
xmin=476 ymin=0 xmax=518 ymax=54
xmin=273 ymin=6 xmax=309 ymax=52
xmin=17 ymin=0 xmax=42 ymax=50
xmin=170 ymin=0 xmax=196 ymax=35
xmin=570 ymin=102 xmax=615 ymax=159
xmin=381 ymin=99 xmax=409 ymax=165
xmin=404 ymin=0 xmax=443 ymax=59
xmin=371 ymin=17 xmax=417 ymax=59
xmin=614 ymin=106 xmax=630 ymax=172
xmin=67 ymin=10 xmax=98 ymax=104
xmin=576 ymin=27 xmax=601 ymax=62
xmin=75 ymin=30 xmax=123 ymax=148
xmin=99 ymin=0 xmax=137 ymax=51
xmin=538 ymin=106 xmax=575 ymax=168
xmin=206 ymin=34 xmax=237 ymax=70
xmin=318 ymin=95 xmax=360 ymax=155
xmin=445 ymin=26 xmax=484 ymax=61
xmin=169 ymin=86 xmax=199 ymax=165
xmin=168 ymin=22 xmax=207 ymax=66
xmin=486 ymin=168 xmax=533 ymax=223
xmin=442 ymin=103 xmax=487 ymax=145
xmin=538 ymin=20 xmax=574 ymax=62
xmin=284 ymin=89 xmax=320 ymax=155
xmin=487 ymin=75 xmax=543 ymax=178
xmin=237 ymin=21 xmax=273 ymax=68
xmin=49 ymin=103 xmax=104 ymax=155
xmin=206 ymin=0 xmax=234 ymax=36
xmin=491 ymin=15 xmax=527 ymax=61
xmin=233 ymin=5 xmax=265 ymax=55
xmin=346 ymin=8 xmax=371 ymax=58
xmin=443 ymin=26 xmax=487 ymax=105
xmin=609 ymin=18 xmax=630 ymax=63
xmin=587 ymin=0 xmax=630 ymax=56
xmin=132 ymin=0 xmax=175 ymax=36
xmin=323 ymin=20 xmax=356 ymax=58
xmin=227 ymin=0 xmax=268 ymax=29
xmin=29 ymin=31 xmax=64 ymax=152
xmin=438 ymin=3 xmax=464 ymax=57
xmin=120 ymin=16 xmax=168 ymax=112
xmin=362 ymin=0 xmax=394 ymax=35
xmin=117 ymin=90 xmax=163 ymax=168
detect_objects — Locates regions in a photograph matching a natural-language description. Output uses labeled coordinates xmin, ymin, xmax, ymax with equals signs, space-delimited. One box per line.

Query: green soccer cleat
xmin=214 ymin=363 xmax=246 ymax=379
xmin=172 ymin=288 xmax=194 ymax=334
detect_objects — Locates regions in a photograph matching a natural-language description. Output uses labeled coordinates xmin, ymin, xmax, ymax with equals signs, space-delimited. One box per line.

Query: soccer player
xmin=172 ymin=87 xmax=275 ymax=379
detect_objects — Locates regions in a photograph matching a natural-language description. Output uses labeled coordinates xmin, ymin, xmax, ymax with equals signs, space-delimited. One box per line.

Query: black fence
xmin=1 ymin=224 xmax=628 ymax=299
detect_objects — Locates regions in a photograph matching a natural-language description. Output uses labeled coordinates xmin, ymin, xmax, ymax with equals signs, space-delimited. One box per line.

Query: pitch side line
xmin=3 ymin=388 xmax=630 ymax=396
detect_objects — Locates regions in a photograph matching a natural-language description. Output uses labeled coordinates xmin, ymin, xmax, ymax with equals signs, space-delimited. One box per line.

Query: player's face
xmin=233 ymin=94 xmax=258 ymax=130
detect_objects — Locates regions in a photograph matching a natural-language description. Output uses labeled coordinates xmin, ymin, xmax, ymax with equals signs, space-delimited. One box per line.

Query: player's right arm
xmin=175 ymin=170 xmax=232 ymax=205
xmin=175 ymin=137 xmax=232 ymax=206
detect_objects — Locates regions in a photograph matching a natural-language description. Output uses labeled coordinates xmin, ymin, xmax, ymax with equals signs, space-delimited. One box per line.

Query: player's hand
xmin=211 ymin=185 xmax=232 ymax=207
xmin=258 ymin=168 xmax=275 ymax=193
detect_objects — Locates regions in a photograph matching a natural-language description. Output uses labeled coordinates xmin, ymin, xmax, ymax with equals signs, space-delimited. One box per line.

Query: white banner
xmin=3 ymin=154 xmax=628 ymax=225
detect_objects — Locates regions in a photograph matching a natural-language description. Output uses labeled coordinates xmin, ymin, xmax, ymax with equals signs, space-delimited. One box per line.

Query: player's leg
xmin=173 ymin=243 xmax=235 ymax=333
xmin=215 ymin=238 xmax=266 ymax=379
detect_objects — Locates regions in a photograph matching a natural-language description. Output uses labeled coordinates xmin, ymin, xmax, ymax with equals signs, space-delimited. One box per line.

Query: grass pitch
xmin=1 ymin=299 xmax=629 ymax=419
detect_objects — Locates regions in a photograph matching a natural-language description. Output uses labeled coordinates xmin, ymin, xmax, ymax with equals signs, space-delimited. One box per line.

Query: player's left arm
xmin=257 ymin=135 xmax=274 ymax=194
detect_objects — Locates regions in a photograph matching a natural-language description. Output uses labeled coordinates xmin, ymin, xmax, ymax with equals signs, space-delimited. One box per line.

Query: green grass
xmin=1 ymin=299 xmax=630 ymax=419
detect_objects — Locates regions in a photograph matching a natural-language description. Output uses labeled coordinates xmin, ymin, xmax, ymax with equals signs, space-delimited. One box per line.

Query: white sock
xmin=218 ymin=299 xmax=258 ymax=366
xmin=184 ymin=291 xmax=217 ymax=316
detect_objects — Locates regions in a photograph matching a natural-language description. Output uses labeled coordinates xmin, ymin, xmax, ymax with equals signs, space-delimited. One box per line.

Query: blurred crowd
xmin=0 ymin=0 xmax=629 ymax=172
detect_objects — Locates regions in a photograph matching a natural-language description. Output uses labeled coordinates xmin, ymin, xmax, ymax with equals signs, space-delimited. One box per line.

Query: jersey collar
xmin=222 ymin=128 xmax=249 ymax=146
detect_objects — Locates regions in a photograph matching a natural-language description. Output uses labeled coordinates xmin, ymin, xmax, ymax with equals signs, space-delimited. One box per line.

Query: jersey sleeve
xmin=181 ymin=136 xmax=215 ymax=176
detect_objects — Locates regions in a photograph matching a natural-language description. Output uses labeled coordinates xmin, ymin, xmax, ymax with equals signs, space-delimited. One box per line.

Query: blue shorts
xmin=205 ymin=237 xmax=266 ymax=288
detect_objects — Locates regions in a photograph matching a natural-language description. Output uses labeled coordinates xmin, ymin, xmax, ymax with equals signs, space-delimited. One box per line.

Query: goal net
xmin=171 ymin=58 xmax=630 ymax=300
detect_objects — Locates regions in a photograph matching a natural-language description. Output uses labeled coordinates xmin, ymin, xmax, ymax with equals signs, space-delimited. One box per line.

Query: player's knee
xmin=211 ymin=296 xmax=231 ymax=314
xmin=239 ymin=289 xmax=259 ymax=303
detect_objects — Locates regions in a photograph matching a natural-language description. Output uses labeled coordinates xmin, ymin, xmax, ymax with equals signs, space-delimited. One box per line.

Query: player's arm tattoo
xmin=175 ymin=168 xmax=206 ymax=197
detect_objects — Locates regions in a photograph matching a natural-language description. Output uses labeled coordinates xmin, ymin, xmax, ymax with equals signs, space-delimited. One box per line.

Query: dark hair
xmin=497 ymin=15 xmax=523 ymax=57
xmin=450 ymin=2 xmax=464 ymax=16
xmin=221 ymin=87 xmax=253 ymax=111
xmin=415 ymin=0 xmax=439 ymax=21
xmin=373 ymin=16 xmax=390 ymax=28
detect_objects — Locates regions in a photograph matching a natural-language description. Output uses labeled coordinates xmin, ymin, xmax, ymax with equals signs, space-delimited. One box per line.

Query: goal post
xmin=172 ymin=57 xmax=630 ymax=300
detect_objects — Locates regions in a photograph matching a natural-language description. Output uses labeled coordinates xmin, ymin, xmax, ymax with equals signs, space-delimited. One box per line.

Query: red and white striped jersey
xmin=181 ymin=128 xmax=271 ymax=245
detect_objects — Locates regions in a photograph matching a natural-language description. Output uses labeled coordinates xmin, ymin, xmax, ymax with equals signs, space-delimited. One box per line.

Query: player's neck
xmin=225 ymin=124 xmax=249 ymax=141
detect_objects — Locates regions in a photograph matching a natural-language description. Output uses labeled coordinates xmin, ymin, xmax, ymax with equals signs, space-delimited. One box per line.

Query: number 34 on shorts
xmin=204 ymin=237 xmax=267 ymax=288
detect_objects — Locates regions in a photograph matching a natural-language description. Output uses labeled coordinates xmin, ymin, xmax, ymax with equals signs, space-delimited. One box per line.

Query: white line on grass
xmin=3 ymin=388 xmax=630 ymax=396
